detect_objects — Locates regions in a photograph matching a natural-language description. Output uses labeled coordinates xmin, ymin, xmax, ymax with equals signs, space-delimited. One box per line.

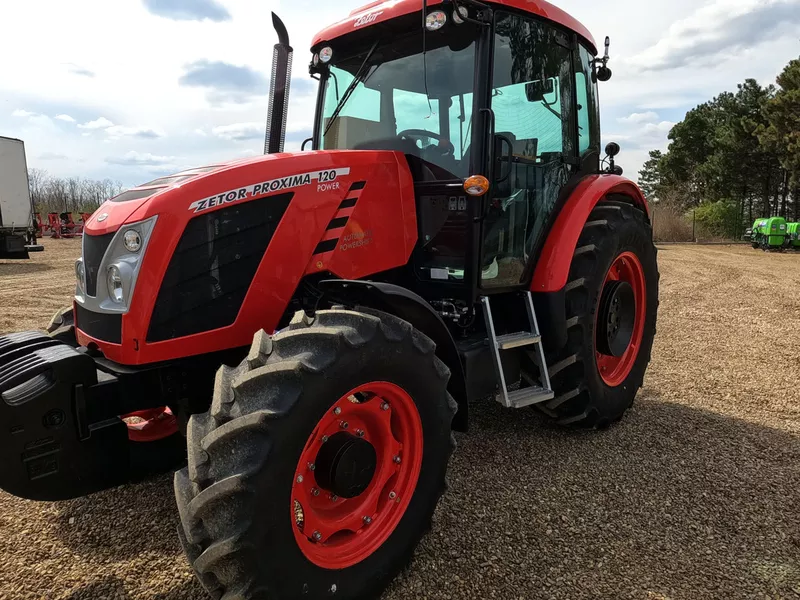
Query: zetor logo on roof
xmin=354 ymin=10 xmax=383 ymax=27
xmin=188 ymin=168 xmax=351 ymax=213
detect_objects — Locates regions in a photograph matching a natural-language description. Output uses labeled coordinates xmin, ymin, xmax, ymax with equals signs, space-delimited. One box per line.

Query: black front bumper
xmin=0 ymin=332 xmax=184 ymax=501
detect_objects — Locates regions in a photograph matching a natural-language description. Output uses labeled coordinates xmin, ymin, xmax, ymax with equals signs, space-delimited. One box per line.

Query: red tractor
xmin=0 ymin=1 xmax=658 ymax=598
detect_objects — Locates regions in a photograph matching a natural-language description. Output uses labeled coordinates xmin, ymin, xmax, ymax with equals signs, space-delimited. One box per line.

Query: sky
xmin=1 ymin=0 xmax=798 ymax=188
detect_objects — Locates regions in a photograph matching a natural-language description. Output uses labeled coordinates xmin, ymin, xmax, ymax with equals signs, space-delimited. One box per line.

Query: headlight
xmin=107 ymin=265 xmax=124 ymax=304
xmin=123 ymin=229 xmax=142 ymax=252
xmin=319 ymin=47 xmax=333 ymax=63
xmin=425 ymin=10 xmax=447 ymax=30
xmin=75 ymin=259 xmax=85 ymax=292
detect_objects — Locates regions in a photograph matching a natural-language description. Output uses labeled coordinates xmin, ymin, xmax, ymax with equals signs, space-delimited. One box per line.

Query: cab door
xmin=480 ymin=11 xmax=578 ymax=289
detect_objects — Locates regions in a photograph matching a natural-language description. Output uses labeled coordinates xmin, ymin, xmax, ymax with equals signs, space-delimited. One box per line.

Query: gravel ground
xmin=1 ymin=240 xmax=799 ymax=600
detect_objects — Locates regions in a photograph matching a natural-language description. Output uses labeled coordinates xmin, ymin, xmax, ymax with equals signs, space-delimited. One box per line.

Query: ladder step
xmin=495 ymin=331 xmax=541 ymax=350
xmin=500 ymin=386 xmax=555 ymax=408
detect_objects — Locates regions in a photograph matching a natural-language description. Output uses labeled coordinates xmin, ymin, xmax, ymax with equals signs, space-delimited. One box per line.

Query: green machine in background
xmin=751 ymin=217 xmax=788 ymax=250
xmin=786 ymin=222 xmax=800 ymax=249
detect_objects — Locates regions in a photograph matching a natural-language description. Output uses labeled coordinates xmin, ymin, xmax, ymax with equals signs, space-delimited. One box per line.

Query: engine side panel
xmin=530 ymin=174 xmax=650 ymax=293
xmin=75 ymin=150 xmax=417 ymax=365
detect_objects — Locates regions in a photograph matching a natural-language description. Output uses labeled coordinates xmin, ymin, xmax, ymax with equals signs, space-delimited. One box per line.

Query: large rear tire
xmin=534 ymin=200 xmax=659 ymax=427
xmin=174 ymin=308 xmax=456 ymax=600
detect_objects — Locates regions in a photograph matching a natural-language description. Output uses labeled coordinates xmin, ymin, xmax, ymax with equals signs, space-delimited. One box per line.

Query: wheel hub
xmin=314 ymin=432 xmax=377 ymax=499
xmin=597 ymin=279 xmax=635 ymax=357
xmin=594 ymin=251 xmax=647 ymax=387
xmin=291 ymin=381 xmax=423 ymax=570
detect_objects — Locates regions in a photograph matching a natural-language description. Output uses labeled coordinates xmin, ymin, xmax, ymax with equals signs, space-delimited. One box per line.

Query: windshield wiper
xmin=323 ymin=39 xmax=380 ymax=136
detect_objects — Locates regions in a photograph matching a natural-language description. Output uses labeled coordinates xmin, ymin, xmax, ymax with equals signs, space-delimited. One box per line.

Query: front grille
xmin=75 ymin=304 xmax=122 ymax=344
xmin=147 ymin=193 xmax=293 ymax=342
xmin=83 ymin=232 xmax=115 ymax=296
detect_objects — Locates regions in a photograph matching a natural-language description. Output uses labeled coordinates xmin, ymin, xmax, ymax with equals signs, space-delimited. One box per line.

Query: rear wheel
xmin=174 ymin=308 xmax=456 ymax=600
xmin=535 ymin=200 xmax=659 ymax=427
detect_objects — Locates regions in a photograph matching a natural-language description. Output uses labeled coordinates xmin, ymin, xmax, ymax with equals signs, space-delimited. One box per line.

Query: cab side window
xmin=575 ymin=44 xmax=600 ymax=154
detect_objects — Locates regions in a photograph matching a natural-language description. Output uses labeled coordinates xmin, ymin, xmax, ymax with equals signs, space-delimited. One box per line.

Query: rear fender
xmin=318 ymin=280 xmax=469 ymax=432
xmin=530 ymin=175 xmax=649 ymax=351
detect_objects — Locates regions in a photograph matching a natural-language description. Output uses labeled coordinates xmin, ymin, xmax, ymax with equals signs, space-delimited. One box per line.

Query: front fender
xmin=318 ymin=279 xmax=469 ymax=432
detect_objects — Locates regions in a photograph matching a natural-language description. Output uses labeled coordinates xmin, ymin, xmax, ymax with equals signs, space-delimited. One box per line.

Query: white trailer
xmin=0 ymin=136 xmax=42 ymax=258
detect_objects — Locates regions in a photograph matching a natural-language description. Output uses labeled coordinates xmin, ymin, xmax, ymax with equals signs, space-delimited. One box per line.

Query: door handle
xmin=494 ymin=134 xmax=513 ymax=183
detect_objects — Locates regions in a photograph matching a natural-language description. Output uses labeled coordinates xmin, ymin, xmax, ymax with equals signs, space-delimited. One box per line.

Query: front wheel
xmin=535 ymin=200 xmax=659 ymax=427
xmin=175 ymin=308 xmax=456 ymax=600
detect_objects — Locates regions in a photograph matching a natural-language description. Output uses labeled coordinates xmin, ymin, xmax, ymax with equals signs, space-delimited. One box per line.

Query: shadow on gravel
xmin=63 ymin=576 xmax=131 ymax=599
xmin=41 ymin=393 xmax=800 ymax=600
xmin=51 ymin=473 xmax=182 ymax=561
xmin=386 ymin=392 xmax=800 ymax=600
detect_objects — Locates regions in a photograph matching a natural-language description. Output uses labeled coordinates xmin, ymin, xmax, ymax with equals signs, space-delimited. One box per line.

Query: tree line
xmin=639 ymin=56 xmax=800 ymax=240
xmin=27 ymin=168 xmax=125 ymax=215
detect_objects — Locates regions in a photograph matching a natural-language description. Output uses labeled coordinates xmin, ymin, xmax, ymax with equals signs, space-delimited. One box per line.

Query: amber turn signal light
xmin=463 ymin=175 xmax=490 ymax=196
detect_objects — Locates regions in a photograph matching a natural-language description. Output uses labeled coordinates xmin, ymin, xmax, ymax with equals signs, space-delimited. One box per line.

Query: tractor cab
xmin=309 ymin=0 xmax=605 ymax=304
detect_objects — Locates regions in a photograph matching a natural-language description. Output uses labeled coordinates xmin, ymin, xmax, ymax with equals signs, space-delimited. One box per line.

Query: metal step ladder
xmin=481 ymin=292 xmax=555 ymax=409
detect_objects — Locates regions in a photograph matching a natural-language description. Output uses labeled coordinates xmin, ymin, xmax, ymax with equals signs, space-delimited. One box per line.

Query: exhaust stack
xmin=264 ymin=12 xmax=293 ymax=154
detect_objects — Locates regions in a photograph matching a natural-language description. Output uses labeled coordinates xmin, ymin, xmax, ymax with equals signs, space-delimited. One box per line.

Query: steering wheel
xmin=397 ymin=129 xmax=454 ymax=156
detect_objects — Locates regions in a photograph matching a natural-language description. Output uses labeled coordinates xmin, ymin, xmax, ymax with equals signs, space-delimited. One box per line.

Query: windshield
xmin=317 ymin=24 xmax=479 ymax=180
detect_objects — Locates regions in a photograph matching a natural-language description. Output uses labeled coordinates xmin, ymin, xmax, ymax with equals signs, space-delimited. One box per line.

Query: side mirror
xmin=605 ymin=142 xmax=620 ymax=158
xmin=525 ymin=78 xmax=555 ymax=102
xmin=596 ymin=66 xmax=612 ymax=82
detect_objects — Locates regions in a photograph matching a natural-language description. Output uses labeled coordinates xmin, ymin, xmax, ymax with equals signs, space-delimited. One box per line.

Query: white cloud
xmin=106 ymin=151 xmax=176 ymax=166
xmin=626 ymin=0 xmax=800 ymax=72
xmin=211 ymin=122 xmax=263 ymax=141
xmin=105 ymin=125 xmax=166 ymax=139
xmin=55 ymin=114 xmax=76 ymax=123
xmin=618 ymin=111 xmax=659 ymax=124
xmin=12 ymin=109 xmax=36 ymax=117
xmin=78 ymin=116 xmax=114 ymax=130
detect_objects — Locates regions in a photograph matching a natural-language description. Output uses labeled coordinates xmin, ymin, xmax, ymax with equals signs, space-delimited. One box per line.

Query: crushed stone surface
xmin=1 ymin=240 xmax=798 ymax=599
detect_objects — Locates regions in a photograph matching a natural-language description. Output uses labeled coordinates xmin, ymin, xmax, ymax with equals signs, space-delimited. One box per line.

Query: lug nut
xmin=340 ymin=421 xmax=349 ymax=429
xmin=393 ymin=456 xmax=401 ymax=464
xmin=334 ymin=407 xmax=341 ymax=415
xmin=363 ymin=516 xmax=373 ymax=525
xmin=356 ymin=429 xmax=365 ymax=437
xmin=322 ymin=435 xmax=329 ymax=443
xmin=313 ymin=531 xmax=322 ymax=541
xmin=308 ymin=462 xmax=316 ymax=471
xmin=330 ymin=494 xmax=339 ymax=502
xmin=389 ymin=491 xmax=397 ymax=500
xmin=296 ymin=475 xmax=304 ymax=483
xmin=380 ymin=402 xmax=389 ymax=411
xmin=312 ymin=488 xmax=320 ymax=497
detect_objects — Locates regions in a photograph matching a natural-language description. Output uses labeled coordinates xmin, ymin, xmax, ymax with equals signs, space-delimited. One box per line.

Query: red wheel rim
xmin=121 ymin=407 xmax=178 ymax=442
xmin=291 ymin=381 xmax=423 ymax=570
xmin=595 ymin=251 xmax=646 ymax=387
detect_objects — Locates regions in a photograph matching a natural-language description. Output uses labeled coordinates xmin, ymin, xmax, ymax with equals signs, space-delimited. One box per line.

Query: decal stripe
xmin=314 ymin=239 xmax=338 ymax=254
xmin=312 ymin=180 xmax=366 ymax=257
xmin=333 ymin=206 xmax=355 ymax=219
xmin=326 ymin=216 xmax=349 ymax=230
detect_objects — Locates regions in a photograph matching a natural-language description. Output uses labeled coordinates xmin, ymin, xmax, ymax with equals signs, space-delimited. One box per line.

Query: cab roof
xmin=312 ymin=0 xmax=597 ymax=54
